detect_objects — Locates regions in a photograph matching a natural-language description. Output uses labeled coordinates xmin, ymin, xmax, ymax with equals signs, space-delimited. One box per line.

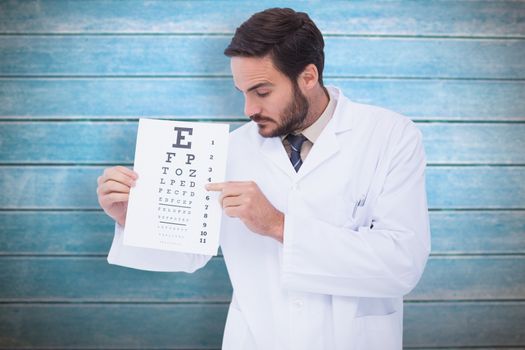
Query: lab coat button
xmin=291 ymin=183 xmax=299 ymax=190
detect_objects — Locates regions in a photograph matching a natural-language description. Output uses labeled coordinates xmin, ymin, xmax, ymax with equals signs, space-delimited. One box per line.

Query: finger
xmin=103 ymin=166 xmax=137 ymax=182
xmin=115 ymin=166 xmax=139 ymax=180
xmin=224 ymin=206 xmax=241 ymax=218
xmin=101 ymin=168 xmax=137 ymax=188
xmin=205 ymin=182 xmax=226 ymax=192
xmin=219 ymin=182 xmax=252 ymax=197
xmin=97 ymin=180 xmax=131 ymax=196
xmin=221 ymin=196 xmax=243 ymax=208
xmin=206 ymin=181 xmax=255 ymax=192
xmin=219 ymin=189 xmax=245 ymax=206
xmin=101 ymin=192 xmax=129 ymax=205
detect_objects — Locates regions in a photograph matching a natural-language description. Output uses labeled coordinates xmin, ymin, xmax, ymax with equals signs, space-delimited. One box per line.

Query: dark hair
xmin=224 ymin=8 xmax=325 ymax=86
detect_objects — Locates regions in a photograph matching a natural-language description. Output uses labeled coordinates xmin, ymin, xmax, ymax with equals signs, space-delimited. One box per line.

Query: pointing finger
xmin=205 ymin=182 xmax=226 ymax=192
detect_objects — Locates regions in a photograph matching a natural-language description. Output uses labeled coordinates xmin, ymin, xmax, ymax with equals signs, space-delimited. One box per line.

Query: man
xmin=97 ymin=8 xmax=430 ymax=350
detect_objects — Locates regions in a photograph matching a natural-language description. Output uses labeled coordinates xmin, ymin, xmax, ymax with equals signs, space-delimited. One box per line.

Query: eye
xmin=256 ymin=91 xmax=270 ymax=98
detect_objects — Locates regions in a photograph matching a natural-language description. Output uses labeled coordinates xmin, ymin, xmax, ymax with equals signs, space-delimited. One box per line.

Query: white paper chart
xmin=123 ymin=118 xmax=229 ymax=255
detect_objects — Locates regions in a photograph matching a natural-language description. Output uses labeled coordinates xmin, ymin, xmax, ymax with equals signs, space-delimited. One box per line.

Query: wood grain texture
xmin=1 ymin=36 xmax=523 ymax=79
xmin=418 ymin=123 xmax=525 ymax=165
xmin=0 ymin=302 xmax=523 ymax=348
xmin=426 ymin=166 xmax=525 ymax=209
xmin=1 ymin=211 xmax=523 ymax=255
xmin=404 ymin=302 xmax=525 ymax=347
xmin=407 ymin=348 xmax=525 ymax=350
xmin=0 ymin=303 xmax=228 ymax=349
xmin=0 ymin=212 xmax=116 ymax=255
xmin=0 ymin=0 xmax=523 ymax=37
xmin=408 ymin=256 xmax=525 ymax=301
xmin=0 ymin=0 xmax=523 ymax=348
xmin=1 ymin=166 xmax=523 ymax=209
xmin=429 ymin=211 xmax=525 ymax=254
xmin=1 ymin=79 xmax=524 ymax=120
xmin=0 ymin=257 xmax=232 ymax=302
xmin=1 ymin=122 xmax=524 ymax=164
xmin=0 ymin=256 xmax=523 ymax=302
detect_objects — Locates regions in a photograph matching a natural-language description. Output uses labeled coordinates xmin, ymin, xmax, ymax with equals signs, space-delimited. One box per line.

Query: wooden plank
xmin=2 ymin=36 xmax=523 ymax=79
xmin=0 ymin=121 xmax=232 ymax=164
xmin=0 ymin=121 xmax=141 ymax=164
xmin=0 ymin=78 xmax=523 ymax=120
xmin=426 ymin=166 xmax=525 ymax=209
xmin=0 ymin=303 xmax=227 ymax=349
xmin=1 ymin=211 xmax=524 ymax=255
xmin=0 ymin=212 xmax=115 ymax=255
xmin=1 ymin=256 xmax=523 ymax=302
xmin=429 ymin=211 xmax=525 ymax=254
xmin=418 ymin=123 xmax=525 ymax=165
xmin=2 ymin=121 xmax=524 ymax=164
xmin=0 ymin=302 xmax=523 ymax=348
xmin=0 ymin=257 xmax=232 ymax=302
xmin=407 ymin=256 xmax=525 ymax=301
xmin=0 ymin=0 xmax=523 ymax=37
xmin=404 ymin=302 xmax=525 ymax=347
xmin=0 ymin=166 xmax=524 ymax=209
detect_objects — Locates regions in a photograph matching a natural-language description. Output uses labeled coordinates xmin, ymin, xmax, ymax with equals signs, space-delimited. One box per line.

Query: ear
xmin=297 ymin=64 xmax=319 ymax=91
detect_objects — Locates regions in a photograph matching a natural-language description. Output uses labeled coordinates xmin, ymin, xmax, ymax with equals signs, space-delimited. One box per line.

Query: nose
xmin=243 ymin=95 xmax=261 ymax=117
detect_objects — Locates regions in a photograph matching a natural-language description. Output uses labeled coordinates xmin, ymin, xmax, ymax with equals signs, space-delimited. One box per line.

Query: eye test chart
xmin=123 ymin=118 xmax=229 ymax=256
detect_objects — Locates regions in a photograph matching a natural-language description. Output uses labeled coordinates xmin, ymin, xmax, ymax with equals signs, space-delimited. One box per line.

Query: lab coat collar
xmin=259 ymin=86 xmax=355 ymax=180
xmin=260 ymin=135 xmax=296 ymax=178
xmin=327 ymin=86 xmax=354 ymax=134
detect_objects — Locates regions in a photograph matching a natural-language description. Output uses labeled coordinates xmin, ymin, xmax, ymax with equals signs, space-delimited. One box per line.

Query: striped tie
xmin=286 ymin=133 xmax=307 ymax=172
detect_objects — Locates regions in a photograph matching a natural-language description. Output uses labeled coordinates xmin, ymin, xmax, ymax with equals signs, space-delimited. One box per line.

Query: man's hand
xmin=96 ymin=166 xmax=138 ymax=227
xmin=206 ymin=181 xmax=284 ymax=242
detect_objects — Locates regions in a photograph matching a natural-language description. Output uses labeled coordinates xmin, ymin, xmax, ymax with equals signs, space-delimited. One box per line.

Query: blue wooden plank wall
xmin=0 ymin=0 xmax=524 ymax=348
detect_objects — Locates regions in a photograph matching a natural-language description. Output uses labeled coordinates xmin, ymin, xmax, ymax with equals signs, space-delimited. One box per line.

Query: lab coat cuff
xmin=106 ymin=221 xmax=125 ymax=265
xmin=106 ymin=221 xmax=212 ymax=272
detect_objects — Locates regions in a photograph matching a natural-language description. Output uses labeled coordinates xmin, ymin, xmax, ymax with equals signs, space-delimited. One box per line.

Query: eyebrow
xmin=236 ymin=82 xmax=273 ymax=93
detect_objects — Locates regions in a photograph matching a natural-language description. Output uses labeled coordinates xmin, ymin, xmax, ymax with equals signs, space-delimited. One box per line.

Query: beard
xmin=250 ymin=82 xmax=309 ymax=138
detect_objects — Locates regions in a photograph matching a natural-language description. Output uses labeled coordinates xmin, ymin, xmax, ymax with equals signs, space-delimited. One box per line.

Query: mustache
xmin=250 ymin=114 xmax=274 ymax=123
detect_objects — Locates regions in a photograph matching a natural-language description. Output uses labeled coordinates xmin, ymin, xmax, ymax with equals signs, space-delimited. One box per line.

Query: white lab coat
xmin=107 ymin=86 xmax=431 ymax=350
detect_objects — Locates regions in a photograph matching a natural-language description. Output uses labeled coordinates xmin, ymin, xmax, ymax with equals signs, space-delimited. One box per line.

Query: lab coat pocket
xmin=356 ymin=313 xmax=401 ymax=350
xmin=344 ymin=193 xmax=373 ymax=230
xmin=355 ymin=297 xmax=396 ymax=318
xmin=222 ymin=302 xmax=252 ymax=350
xmin=353 ymin=298 xmax=401 ymax=350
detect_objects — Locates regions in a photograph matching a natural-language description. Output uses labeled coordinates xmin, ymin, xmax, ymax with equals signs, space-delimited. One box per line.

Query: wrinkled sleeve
xmin=107 ymin=222 xmax=212 ymax=273
xmin=281 ymin=123 xmax=431 ymax=298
